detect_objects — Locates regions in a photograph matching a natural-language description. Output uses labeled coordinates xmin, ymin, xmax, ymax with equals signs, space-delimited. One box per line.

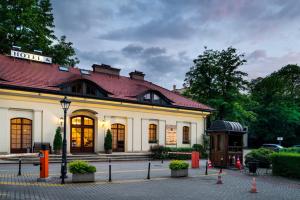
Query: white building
xmin=0 ymin=52 xmax=213 ymax=154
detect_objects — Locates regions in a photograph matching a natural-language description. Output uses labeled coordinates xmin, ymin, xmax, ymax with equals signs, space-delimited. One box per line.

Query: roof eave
xmin=0 ymin=84 xmax=214 ymax=113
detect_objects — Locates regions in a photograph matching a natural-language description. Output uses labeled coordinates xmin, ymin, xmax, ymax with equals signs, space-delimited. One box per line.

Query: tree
xmin=53 ymin=127 xmax=62 ymax=154
xmin=104 ymin=129 xmax=112 ymax=153
xmin=249 ymin=65 xmax=300 ymax=147
xmin=0 ymin=0 xmax=79 ymax=66
xmin=184 ymin=47 xmax=254 ymax=123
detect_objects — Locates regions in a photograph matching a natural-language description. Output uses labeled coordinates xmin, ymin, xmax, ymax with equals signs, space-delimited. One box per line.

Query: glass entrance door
xmin=10 ymin=118 xmax=32 ymax=153
xmin=71 ymin=116 xmax=94 ymax=153
xmin=111 ymin=123 xmax=125 ymax=152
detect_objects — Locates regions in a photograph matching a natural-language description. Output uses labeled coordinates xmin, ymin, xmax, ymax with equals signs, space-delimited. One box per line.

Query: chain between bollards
xmin=108 ymin=158 xmax=112 ymax=182
xmin=147 ymin=158 xmax=151 ymax=179
xmin=18 ymin=158 xmax=22 ymax=176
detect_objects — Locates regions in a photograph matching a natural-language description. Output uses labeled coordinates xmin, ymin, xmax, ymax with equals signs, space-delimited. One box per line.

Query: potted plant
xmin=104 ymin=129 xmax=112 ymax=154
xmin=69 ymin=160 xmax=96 ymax=183
xmin=169 ymin=160 xmax=189 ymax=177
xmin=53 ymin=127 xmax=62 ymax=154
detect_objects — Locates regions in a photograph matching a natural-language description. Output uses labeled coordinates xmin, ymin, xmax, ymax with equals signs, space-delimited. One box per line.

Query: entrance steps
xmin=0 ymin=152 xmax=152 ymax=164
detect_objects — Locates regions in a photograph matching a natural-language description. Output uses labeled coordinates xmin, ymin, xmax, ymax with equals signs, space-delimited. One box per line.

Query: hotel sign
xmin=166 ymin=125 xmax=177 ymax=145
xmin=11 ymin=50 xmax=52 ymax=64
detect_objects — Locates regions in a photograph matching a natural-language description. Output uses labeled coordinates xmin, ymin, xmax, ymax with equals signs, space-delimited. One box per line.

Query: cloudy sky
xmin=51 ymin=0 xmax=300 ymax=90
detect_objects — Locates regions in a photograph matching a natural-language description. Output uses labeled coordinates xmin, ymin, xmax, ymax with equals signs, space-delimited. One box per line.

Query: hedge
xmin=271 ymin=152 xmax=300 ymax=179
xmin=245 ymin=148 xmax=273 ymax=168
xmin=150 ymin=144 xmax=207 ymax=160
xmin=279 ymin=147 xmax=300 ymax=154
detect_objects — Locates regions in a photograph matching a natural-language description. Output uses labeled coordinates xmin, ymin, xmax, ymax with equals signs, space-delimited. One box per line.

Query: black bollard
xmin=205 ymin=161 xmax=208 ymax=175
xmin=18 ymin=158 xmax=21 ymax=176
xmin=147 ymin=160 xmax=151 ymax=179
xmin=108 ymin=158 xmax=112 ymax=182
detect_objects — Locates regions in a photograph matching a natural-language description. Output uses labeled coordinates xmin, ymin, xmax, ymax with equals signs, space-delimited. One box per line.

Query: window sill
xmin=182 ymin=142 xmax=190 ymax=144
xmin=149 ymin=141 xmax=158 ymax=144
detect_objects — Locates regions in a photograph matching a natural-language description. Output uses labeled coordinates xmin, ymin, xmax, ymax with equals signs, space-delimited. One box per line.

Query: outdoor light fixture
xmin=59 ymin=117 xmax=63 ymax=127
xmin=60 ymin=96 xmax=71 ymax=184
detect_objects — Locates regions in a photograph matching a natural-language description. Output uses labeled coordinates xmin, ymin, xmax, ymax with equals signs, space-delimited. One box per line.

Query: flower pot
xmin=171 ymin=169 xmax=188 ymax=177
xmin=54 ymin=149 xmax=62 ymax=155
xmin=72 ymin=173 xmax=95 ymax=183
xmin=105 ymin=149 xmax=112 ymax=154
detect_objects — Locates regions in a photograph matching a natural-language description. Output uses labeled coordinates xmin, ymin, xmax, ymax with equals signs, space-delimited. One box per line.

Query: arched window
xmin=11 ymin=118 xmax=32 ymax=153
xmin=183 ymin=126 xmax=190 ymax=144
xmin=149 ymin=124 xmax=158 ymax=143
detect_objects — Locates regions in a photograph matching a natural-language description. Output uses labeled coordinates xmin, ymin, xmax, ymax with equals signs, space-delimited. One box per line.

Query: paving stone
xmin=0 ymin=160 xmax=299 ymax=200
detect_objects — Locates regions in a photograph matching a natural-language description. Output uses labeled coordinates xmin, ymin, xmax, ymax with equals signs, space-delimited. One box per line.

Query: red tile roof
xmin=0 ymin=55 xmax=213 ymax=111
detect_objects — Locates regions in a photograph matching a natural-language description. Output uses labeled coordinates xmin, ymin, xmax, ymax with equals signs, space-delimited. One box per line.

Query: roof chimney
xmin=129 ymin=70 xmax=145 ymax=80
xmin=92 ymin=64 xmax=120 ymax=76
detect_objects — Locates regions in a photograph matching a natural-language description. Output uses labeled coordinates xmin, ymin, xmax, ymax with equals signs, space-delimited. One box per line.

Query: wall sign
xmin=166 ymin=125 xmax=177 ymax=145
xmin=11 ymin=50 xmax=52 ymax=64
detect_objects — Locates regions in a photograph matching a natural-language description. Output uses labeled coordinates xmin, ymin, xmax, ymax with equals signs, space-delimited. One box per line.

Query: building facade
xmin=0 ymin=52 xmax=213 ymax=154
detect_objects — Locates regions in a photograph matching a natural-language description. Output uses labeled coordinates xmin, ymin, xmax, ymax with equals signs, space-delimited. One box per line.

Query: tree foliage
xmin=53 ymin=127 xmax=62 ymax=151
xmin=0 ymin=0 xmax=79 ymax=66
xmin=184 ymin=47 xmax=255 ymax=123
xmin=249 ymin=65 xmax=300 ymax=146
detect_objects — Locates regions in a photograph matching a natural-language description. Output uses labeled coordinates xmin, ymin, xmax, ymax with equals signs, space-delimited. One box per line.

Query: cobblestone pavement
xmin=0 ymin=160 xmax=299 ymax=200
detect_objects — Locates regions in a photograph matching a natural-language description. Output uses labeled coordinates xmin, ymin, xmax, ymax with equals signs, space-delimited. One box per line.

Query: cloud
xmin=99 ymin=17 xmax=196 ymax=42
xmin=243 ymin=50 xmax=300 ymax=79
xmin=50 ymin=0 xmax=300 ymax=89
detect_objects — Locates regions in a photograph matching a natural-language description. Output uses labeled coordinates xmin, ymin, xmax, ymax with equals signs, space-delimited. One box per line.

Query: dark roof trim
xmin=206 ymin=120 xmax=246 ymax=134
xmin=0 ymin=84 xmax=214 ymax=112
xmin=57 ymin=78 xmax=112 ymax=95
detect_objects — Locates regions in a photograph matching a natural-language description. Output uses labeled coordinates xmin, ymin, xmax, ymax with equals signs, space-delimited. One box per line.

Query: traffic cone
xmin=208 ymin=159 xmax=213 ymax=169
xmin=250 ymin=177 xmax=257 ymax=193
xmin=216 ymin=172 xmax=223 ymax=184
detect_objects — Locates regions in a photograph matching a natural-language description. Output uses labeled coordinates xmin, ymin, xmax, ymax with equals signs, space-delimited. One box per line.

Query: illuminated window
xmin=182 ymin=126 xmax=190 ymax=144
xmin=149 ymin=124 xmax=157 ymax=143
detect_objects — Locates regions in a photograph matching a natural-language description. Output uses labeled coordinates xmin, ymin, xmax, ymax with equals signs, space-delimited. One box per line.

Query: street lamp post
xmin=60 ymin=96 xmax=71 ymax=184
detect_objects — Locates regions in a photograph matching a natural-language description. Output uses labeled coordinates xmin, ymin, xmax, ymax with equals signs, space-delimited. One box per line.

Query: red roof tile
xmin=0 ymin=55 xmax=213 ymax=111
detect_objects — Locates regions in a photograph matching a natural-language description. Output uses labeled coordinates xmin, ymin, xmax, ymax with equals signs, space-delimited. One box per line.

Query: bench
xmin=33 ymin=142 xmax=52 ymax=154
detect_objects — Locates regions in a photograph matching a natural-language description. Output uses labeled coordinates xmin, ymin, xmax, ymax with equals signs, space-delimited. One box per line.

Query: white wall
xmin=0 ymin=93 xmax=208 ymax=154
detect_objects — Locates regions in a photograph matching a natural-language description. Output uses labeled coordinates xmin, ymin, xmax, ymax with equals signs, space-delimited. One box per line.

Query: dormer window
xmin=60 ymin=80 xmax=107 ymax=97
xmin=139 ymin=90 xmax=171 ymax=105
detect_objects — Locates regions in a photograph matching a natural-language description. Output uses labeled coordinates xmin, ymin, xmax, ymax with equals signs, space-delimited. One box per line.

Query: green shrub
xmin=69 ymin=160 xmax=96 ymax=174
xmin=280 ymin=147 xmax=300 ymax=154
xmin=271 ymin=152 xmax=300 ymax=178
xmin=104 ymin=129 xmax=112 ymax=150
xmin=245 ymin=148 xmax=274 ymax=168
xmin=169 ymin=160 xmax=189 ymax=170
xmin=150 ymin=145 xmax=166 ymax=159
xmin=150 ymin=145 xmax=207 ymax=160
xmin=53 ymin=127 xmax=62 ymax=151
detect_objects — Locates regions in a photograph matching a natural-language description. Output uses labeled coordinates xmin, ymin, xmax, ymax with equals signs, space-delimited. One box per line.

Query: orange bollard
xmin=38 ymin=145 xmax=49 ymax=181
xmin=191 ymin=151 xmax=200 ymax=168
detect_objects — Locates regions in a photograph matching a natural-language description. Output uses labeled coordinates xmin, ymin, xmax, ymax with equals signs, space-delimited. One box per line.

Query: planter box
xmin=171 ymin=169 xmax=188 ymax=177
xmin=72 ymin=173 xmax=95 ymax=183
xmin=105 ymin=149 xmax=112 ymax=154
